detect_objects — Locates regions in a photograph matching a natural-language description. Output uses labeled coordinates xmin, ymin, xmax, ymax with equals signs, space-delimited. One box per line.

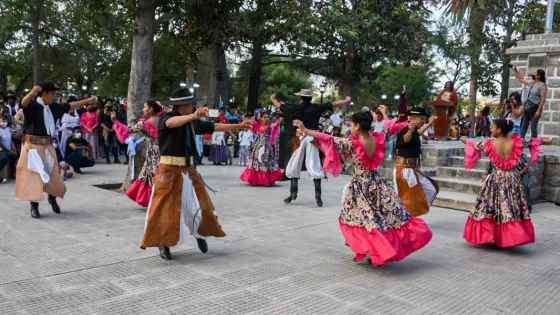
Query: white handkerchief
xmin=401 ymin=168 xmax=418 ymax=188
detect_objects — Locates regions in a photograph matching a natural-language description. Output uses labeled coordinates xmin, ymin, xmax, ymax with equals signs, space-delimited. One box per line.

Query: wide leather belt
xmin=396 ymin=156 xmax=419 ymax=167
xmin=23 ymin=135 xmax=52 ymax=145
xmin=160 ymin=156 xmax=194 ymax=166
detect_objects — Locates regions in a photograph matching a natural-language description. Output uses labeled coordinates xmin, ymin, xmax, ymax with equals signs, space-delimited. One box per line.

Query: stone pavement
xmin=1 ymin=163 xmax=560 ymax=315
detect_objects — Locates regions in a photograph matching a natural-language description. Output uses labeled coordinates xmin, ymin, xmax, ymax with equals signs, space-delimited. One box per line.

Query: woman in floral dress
xmin=113 ymin=100 xmax=162 ymax=207
xmin=293 ymin=111 xmax=432 ymax=266
xmin=240 ymin=113 xmax=283 ymax=186
xmin=462 ymin=118 xmax=551 ymax=248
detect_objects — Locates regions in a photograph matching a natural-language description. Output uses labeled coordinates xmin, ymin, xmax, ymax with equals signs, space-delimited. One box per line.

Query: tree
xmin=291 ymin=0 xmax=430 ymax=103
xmin=514 ymin=0 xmax=560 ymax=39
xmin=443 ymin=0 xmax=507 ymax=120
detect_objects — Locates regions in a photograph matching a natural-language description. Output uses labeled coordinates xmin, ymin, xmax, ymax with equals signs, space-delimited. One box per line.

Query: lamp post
xmin=180 ymin=82 xmax=187 ymax=88
xmin=24 ymin=88 xmax=29 ymax=93
xmin=93 ymin=86 xmax=98 ymax=94
xmin=82 ymin=85 xmax=87 ymax=91
xmin=319 ymin=83 xmax=326 ymax=104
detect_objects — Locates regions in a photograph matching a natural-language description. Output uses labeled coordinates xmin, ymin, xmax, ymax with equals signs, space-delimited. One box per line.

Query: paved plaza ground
xmin=1 ymin=163 xmax=560 ymax=315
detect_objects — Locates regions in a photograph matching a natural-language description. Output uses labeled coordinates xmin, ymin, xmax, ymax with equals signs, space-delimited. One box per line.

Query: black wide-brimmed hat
xmin=40 ymin=83 xmax=61 ymax=93
xmin=406 ymin=107 xmax=429 ymax=117
xmin=162 ymin=87 xmax=202 ymax=106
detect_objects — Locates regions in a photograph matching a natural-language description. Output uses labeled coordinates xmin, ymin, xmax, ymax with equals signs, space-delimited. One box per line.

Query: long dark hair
xmin=481 ymin=106 xmax=490 ymax=117
xmin=536 ymin=69 xmax=546 ymax=83
xmin=444 ymin=81 xmax=454 ymax=92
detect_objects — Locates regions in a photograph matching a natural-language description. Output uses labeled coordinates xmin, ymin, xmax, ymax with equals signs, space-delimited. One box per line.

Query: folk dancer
xmin=271 ymin=90 xmax=352 ymax=207
xmin=113 ymin=99 xmax=162 ymax=207
xmin=380 ymin=104 xmax=439 ymax=217
xmin=17 ymin=84 xmax=97 ymax=218
xmin=462 ymin=119 xmax=551 ymax=248
xmin=140 ymin=88 xmax=252 ymax=260
xmin=292 ymin=111 xmax=432 ymax=265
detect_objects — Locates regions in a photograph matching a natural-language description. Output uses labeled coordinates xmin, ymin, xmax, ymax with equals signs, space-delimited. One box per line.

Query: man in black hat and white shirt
xmin=380 ymin=105 xmax=439 ymax=217
xmin=271 ymin=89 xmax=351 ymax=207
xmin=140 ymin=87 xmax=252 ymax=260
xmin=17 ymin=84 xmax=97 ymax=218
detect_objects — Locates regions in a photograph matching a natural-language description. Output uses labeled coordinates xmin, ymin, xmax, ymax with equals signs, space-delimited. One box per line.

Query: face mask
xmin=0 ymin=122 xmax=7 ymax=127
xmin=75 ymin=133 xmax=82 ymax=139
xmin=345 ymin=121 xmax=350 ymax=126
xmin=53 ymin=143 xmax=58 ymax=149
xmin=531 ymin=74 xmax=536 ymax=81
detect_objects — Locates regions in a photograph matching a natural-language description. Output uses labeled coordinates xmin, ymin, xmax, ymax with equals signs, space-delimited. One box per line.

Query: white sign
xmin=209 ymin=109 xmax=219 ymax=118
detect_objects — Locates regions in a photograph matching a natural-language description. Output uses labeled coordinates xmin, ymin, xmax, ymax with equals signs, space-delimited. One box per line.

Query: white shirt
xmin=330 ymin=113 xmax=341 ymax=126
xmin=238 ymin=130 xmax=254 ymax=146
xmin=372 ymin=120 xmax=386 ymax=133
xmin=211 ymin=132 xmax=225 ymax=145
xmin=0 ymin=127 xmax=12 ymax=151
xmin=61 ymin=113 xmax=81 ymax=131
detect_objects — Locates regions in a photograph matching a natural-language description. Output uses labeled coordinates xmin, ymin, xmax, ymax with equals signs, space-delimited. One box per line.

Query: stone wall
xmin=506 ymin=33 xmax=560 ymax=145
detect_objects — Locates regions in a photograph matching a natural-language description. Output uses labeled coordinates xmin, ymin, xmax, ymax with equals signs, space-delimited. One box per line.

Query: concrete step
xmin=431 ymin=176 xmax=483 ymax=195
xmin=448 ymin=156 xmax=491 ymax=170
xmin=436 ymin=166 xmax=486 ymax=181
xmin=433 ymin=190 xmax=477 ymax=212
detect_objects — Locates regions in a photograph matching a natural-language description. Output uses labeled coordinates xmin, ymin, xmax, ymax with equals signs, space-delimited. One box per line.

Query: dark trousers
xmin=0 ymin=151 xmax=17 ymax=178
xmin=523 ymin=174 xmax=532 ymax=210
xmin=521 ymin=105 xmax=541 ymax=139
xmin=104 ymin=132 xmax=119 ymax=161
xmin=67 ymin=151 xmax=95 ymax=171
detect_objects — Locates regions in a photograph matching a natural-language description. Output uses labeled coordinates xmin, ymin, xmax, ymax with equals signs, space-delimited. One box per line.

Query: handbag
xmin=524 ymin=83 xmax=540 ymax=110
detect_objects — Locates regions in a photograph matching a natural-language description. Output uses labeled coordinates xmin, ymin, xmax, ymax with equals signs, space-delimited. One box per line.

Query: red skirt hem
xmin=126 ymin=180 xmax=152 ymax=207
xmin=339 ymin=217 xmax=433 ymax=266
xmin=463 ymin=217 xmax=535 ymax=248
xmin=240 ymin=168 xmax=283 ymax=187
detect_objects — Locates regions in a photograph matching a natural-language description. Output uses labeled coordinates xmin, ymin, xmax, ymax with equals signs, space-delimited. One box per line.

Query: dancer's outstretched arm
xmin=165 ymin=107 xmax=208 ymax=128
xmin=292 ymin=120 xmax=318 ymax=138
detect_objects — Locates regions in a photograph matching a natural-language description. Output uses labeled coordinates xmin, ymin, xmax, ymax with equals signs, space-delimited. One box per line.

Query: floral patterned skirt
xmin=127 ymin=144 xmax=159 ymax=207
xmin=339 ymin=170 xmax=432 ymax=266
xmin=240 ymin=142 xmax=282 ymax=186
xmin=464 ymin=168 xmax=534 ymax=248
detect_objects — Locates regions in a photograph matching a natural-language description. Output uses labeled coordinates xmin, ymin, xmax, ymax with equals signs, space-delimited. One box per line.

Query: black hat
xmin=6 ymin=94 xmax=16 ymax=100
xmin=40 ymin=83 xmax=61 ymax=93
xmin=162 ymin=88 xmax=202 ymax=106
xmin=406 ymin=107 xmax=429 ymax=117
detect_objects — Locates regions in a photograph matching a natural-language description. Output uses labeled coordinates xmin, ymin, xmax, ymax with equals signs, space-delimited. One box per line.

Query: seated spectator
xmin=53 ymin=139 xmax=73 ymax=181
xmin=0 ymin=115 xmax=17 ymax=182
xmin=459 ymin=115 xmax=472 ymax=137
xmin=450 ymin=120 xmax=459 ymax=139
xmin=65 ymin=127 xmax=96 ymax=174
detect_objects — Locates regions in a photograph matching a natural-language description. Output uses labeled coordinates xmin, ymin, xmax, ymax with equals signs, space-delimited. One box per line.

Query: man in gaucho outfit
xmin=141 ymin=88 xmax=252 ymax=260
xmin=271 ymin=89 xmax=351 ymax=207
xmin=17 ymin=84 xmax=97 ymax=218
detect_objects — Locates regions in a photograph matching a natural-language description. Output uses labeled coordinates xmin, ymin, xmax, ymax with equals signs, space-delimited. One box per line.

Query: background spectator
xmin=513 ymin=66 xmax=547 ymax=138
xmin=475 ymin=106 xmax=491 ymax=138
xmin=65 ymin=126 xmax=96 ymax=174
xmin=0 ymin=115 xmax=17 ymax=183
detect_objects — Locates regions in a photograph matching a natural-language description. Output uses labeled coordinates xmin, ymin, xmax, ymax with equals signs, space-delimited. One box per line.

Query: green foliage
xmin=514 ymin=0 xmax=560 ymax=37
xmin=231 ymin=59 xmax=313 ymax=110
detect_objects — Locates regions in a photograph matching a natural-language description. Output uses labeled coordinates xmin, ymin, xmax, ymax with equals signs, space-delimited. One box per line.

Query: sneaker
xmin=387 ymin=154 xmax=393 ymax=161
xmin=1 ymin=178 xmax=7 ymax=183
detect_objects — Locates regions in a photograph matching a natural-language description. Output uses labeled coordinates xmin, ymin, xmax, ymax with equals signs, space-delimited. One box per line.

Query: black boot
xmin=196 ymin=238 xmax=208 ymax=253
xmin=284 ymin=178 xmax=298 ymax=203
xmin=48 ymin=195 xmax=61 ymax=214
xmin=314 ymin=179 xmax=323 ymax=207
xmin=30 ymin=202 xmax=40 ymax=219
xmin=159 ymin=247 xmax=172 ymax=260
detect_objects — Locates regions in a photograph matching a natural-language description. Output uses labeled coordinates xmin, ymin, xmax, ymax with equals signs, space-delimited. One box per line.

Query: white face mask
xmin=53 ymin=143 xmax=58 ymax=149
xmin=0 ymin=122 xmax=7 ymax=128
xmin=75 ymin=133 xmax=82 ymax=139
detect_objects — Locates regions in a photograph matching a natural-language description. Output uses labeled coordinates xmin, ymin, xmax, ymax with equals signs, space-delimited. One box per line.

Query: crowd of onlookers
xmin=0 ymin=91 xmax=129 ymax=184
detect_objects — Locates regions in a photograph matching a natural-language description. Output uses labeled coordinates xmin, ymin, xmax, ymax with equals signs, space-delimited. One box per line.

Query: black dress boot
xmin=196 ymin=238 xmax=208 ymax=253
xmin=314 ymin=179 xmax=323 ymax=207
xmin=30 ymin=202 xmax=40 ymax=219
xmin=284 ymin=178 xmax=298 ymax=203
xmin=48 ymin=195 xmax=61 ymax=214
xmin=159 ymin=247 xmax=172 ymax=260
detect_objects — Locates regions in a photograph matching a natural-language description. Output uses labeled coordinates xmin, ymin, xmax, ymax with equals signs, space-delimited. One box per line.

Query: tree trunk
xmin=15 ymin=75 xmax=30 ymax=94
xmin=341 ymin=43 xmax=356 ymax=113
xmin=247 ymin=42 xmax=263 ymax=113
xmin=500 ymin=0 xmax=516 ymax=103
xmin=467 ymin=4 xmax=485 ymax=125
xmin=121 ymin=0 xmax=157 ymax=192
xmin=196 ymin=44 xmax=220 ymax=108
xmin=31 ymin=1 xmax=44 ymax=85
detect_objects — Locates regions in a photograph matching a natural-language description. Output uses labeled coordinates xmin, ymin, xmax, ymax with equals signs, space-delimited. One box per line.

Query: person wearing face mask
xmin=81 ymin=104 xmax=101 ymax=159
xmin=59 ymin=106 xmax=81 ymax=157
xmin=0 ymin=115 xmax=17 ymax=183
xmin=497 ymin=92 xmax=523 ymax=135
xmin=372 ymin=109 xmax=386 ymax=133
xmin=17 ymin=84 xmax=97 ymax=219
xmin=513 ymin=66 xmax=547 ymax=138
xmin=341 ymin=116 xmax=352 ymax=137
xmin=65 ymin=127 xmax=95 ymax=174
xmin=101 ymin=101 xmax=121 ymax=164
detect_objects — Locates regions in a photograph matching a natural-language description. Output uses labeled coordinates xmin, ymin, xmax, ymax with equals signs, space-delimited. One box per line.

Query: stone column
xmin=505 ymin=33 xmax=560 ymax=145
